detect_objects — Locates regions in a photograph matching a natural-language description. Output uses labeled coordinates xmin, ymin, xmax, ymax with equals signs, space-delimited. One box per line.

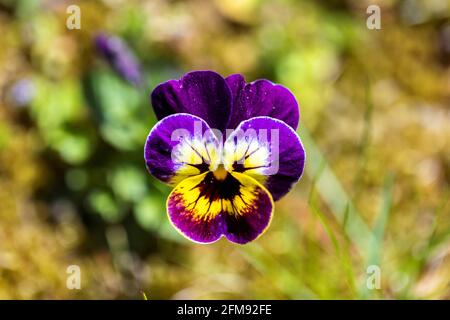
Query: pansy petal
xmin=167 ymin=171 xmax=273 ymax=244
xmin=151 ymin=71 xmax=232 ymax=133
xmin=167 ymin=172 xmax=224 ymax=244
xmin=223 ymin=116 xmax=305 ymax=201
xmin=223 ymin=172 xmax=274 ymax=244
xmin=144 ymin=113 xmax=220 ymax=186
xmin=225 ymin=73 xmax=246 ymax=113
xmin=227 ymin=78 xmax=300 ymax=130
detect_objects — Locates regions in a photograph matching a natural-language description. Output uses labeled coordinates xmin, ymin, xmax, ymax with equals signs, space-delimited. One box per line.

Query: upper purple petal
xmin=151 ymin=71 xmax=232 ymax=133
xmin=225 ymin=74 xmax=246 ymax=118
xmin=226 ymin=77 xmax=300 ymax=130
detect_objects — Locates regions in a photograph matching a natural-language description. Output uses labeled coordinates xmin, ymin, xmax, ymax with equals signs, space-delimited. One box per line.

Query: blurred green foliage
xmin=0 ymin=0 xmax=449 ymax=299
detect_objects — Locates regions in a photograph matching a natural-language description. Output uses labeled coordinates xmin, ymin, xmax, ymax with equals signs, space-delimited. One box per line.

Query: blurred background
xmin=0 ymin=0 xmax=449 ymax=299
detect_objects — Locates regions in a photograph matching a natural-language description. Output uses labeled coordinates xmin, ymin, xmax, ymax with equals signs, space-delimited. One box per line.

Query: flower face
xmin=145 ymin=71 xmax=305 ymax=244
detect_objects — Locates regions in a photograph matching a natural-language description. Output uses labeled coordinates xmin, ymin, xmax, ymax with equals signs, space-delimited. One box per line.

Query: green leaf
xmin=110 ymin=165 xmax=148 ymax=203
xmin=88 ymin=190 xmax=124 ymax=223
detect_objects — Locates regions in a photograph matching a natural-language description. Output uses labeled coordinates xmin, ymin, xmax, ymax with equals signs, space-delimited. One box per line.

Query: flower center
xmin=212 ymin=164 xmax=228 ymax=181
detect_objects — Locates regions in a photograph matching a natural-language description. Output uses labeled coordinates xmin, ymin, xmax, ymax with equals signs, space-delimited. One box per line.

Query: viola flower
xmin=8 ymin=78 xmax=35 ymax=108
xmin=94 ymin=33 xmax=143 ymax=86
xmin=145 ymin=71 xmax=305 ymax=244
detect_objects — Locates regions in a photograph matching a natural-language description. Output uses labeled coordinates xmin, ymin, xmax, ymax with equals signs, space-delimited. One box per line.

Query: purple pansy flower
xmin=94 ymin=33 xmax=143 ymax=86
xmin=145 ymin=71 xmax=305 ymax=244
xmin=9 ymin=78 xmax=35 ymax=107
